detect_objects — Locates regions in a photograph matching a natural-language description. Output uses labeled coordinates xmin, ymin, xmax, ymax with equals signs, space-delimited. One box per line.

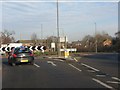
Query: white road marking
xmin=107 ymin=81 xmax=120 ymax=84
xmin=112 ymin=77 xmax=120 ymax=82
xmin=53 ymin=59 xmax=64 ymax=62
xmin=34 ymin=63 xmax=40 ymax=67
xmin=96 ymin=75 xmax=106 ymax=77
xmin=92 ymin=78 xmax=113 ymax=89
xmin=74 ymin=58 xmax=78 ymax=62
xmin=87 ymin=70 xmax=96 ymax=72
xmin=58 ymin=60 xmax=64 ymax=62
xmin=69 ymin=64 xmax=82 ymax=72
xmin=81 ymin=63 xmax=100 ymax=72
xmin=47 ymin=61 xmax=56 ymax=66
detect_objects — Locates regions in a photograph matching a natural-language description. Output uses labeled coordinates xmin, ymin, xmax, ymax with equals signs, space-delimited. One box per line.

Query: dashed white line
xmin=92 ymin=78 xmax=113 ymax=89
xmin=81 ymin=63 xmax=100 ymax=72
xmin=112 ymin=77 xmax=120 ymax=82
xmin=74 ymin=58 xmax=78 ymax=62
xmin=47 ymin=61 xmax=56 ymax=66
xmin=107 ymin=81 xmax=120 ymax=84
xmin=96 ymin=75 xmax=106 ymax=77
xmin=69 ymin=64 xmax=82 ymax=72
xmin=87 ymin=70 xmax=96 ymax=72
xmin=34 ymin=63 xmax=40 ymax=67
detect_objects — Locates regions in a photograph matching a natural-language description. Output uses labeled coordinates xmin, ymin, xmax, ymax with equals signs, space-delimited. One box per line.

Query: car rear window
xmin=14 ymin=47 xmax=31 ymax=54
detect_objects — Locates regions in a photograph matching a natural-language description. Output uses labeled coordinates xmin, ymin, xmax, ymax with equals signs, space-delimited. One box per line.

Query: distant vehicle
xmin=7 ymin=43 xmax=23 ymax=48
xmin=8 ymin=46 xmax=34 ymax=66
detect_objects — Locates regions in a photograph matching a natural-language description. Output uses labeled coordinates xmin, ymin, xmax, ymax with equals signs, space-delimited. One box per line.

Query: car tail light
xmin=30 ymin=53 xmax=34 ymax=56
xmin=13 ymin=54 xmax=17 ymax=57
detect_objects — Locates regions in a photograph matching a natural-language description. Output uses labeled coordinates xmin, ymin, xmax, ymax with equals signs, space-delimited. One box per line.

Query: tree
xmin=31 ymin=33 xmax=38 ymax=45
xmin=80 ymin=32 xmax=112 ymax=52
xmin=46 ymin=36 xmax=57 ymax=49
xmin=0 ymin=29 xmax=15 ymax=44
xmin=113 ymin=31 xmax=120 ymax=52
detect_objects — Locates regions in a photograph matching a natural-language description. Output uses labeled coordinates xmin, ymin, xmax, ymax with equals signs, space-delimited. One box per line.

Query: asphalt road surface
xmin=79 ymin=53 xmax=119 ymax=77
xmin=2 ymin=53 xmax=120 ymax=89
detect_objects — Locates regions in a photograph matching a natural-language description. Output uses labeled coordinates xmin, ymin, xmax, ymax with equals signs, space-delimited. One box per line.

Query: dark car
xmin=8 ymin=46 xmax=34 ymax=66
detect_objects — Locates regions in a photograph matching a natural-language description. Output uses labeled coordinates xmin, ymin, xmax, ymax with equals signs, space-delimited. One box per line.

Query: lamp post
xmin=41 ymin=24 xmax=43 ymax=45
xmin=95 ymin=22 xmax=98 ymax=53
xmin=56 ymin=0 xmax=61 ymax=57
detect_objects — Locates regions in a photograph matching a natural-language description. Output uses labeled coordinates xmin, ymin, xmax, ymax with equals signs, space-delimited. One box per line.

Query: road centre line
xmin=112 ymin=77 xmax=120 ymax=82
xmin=92 ymin=78 xmax=113 ymax=89
xmin=81 ymin=63 xmax=100 ymax=72
xmin=106 ymin=81 xmax=120 ymax=84
xmin=47 ymin=61 xmax=56 ymax=66
xmin=69 ymin=64 xmax=82 ymax=72
xmin=34 ymin=63 xmax=40 ymax=67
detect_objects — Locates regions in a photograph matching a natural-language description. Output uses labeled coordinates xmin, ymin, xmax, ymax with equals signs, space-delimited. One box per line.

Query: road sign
xmin=0 ymin=46 xmax=46 ymax=52
xmin=60 ymin=48 xmax=77 ymax=52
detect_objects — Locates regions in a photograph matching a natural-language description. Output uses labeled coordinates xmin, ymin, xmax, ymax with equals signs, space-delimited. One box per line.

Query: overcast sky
xmin=0 ymin=0 xmax=118 ymax=42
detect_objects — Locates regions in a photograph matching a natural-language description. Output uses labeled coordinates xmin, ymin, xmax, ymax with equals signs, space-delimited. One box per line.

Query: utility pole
xmin=41 ymin=24 xmax=43 ymax=45
xmin=56 ymin=0 xmax=61 ymax=57
xmin=0 ymin=32 xmax=2 ymax=47
xmin=95 ymin=22 xmax=98 ymax=53
xmin=20 ymin=33 xmax=21 ymax=41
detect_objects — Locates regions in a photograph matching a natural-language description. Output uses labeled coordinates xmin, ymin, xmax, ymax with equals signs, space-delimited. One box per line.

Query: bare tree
xmin=80 ymin=32 xmax=112 ymax=52
xmin=31 ymin=33 xmax=38 ymax=45
xmin=0 ymin=29 xmax=15 ymax=44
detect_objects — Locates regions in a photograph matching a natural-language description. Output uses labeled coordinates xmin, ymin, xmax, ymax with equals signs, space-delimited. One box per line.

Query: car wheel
xmin=8 ymin=59 xmax=11 ymax=65
xmin=30 ymin=61 xmax=34 ymax=65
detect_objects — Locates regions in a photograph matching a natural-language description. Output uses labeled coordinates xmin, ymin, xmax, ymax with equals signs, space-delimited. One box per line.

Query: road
xmin=78 ymin=53 xmax=119 ymax=77
xmin=2 ymin=53 xmax=120 ymax=89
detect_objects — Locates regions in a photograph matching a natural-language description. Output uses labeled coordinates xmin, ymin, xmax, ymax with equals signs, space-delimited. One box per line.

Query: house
xmin=103 ymin=39 xmax=112 ymax=46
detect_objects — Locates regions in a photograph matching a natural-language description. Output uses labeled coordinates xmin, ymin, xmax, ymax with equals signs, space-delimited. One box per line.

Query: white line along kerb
xmin=69 ymin=64 xmax=82 ymax=72
xmin=92 ymin=78 xmax=113 ymax=89
xmin=47 ymin=61 xmax=56 ymax=66
xmin=81 ymin=63 xmax=99 ymax=72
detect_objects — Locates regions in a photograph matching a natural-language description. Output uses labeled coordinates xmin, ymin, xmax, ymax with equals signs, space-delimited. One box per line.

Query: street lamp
xmin=56 ymin=0 xmax=61 ymax=57
xmin=41 ymin=24 xmax=43 ymax=45
xmin=95 ymin=22 xmax=98 ymax=53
